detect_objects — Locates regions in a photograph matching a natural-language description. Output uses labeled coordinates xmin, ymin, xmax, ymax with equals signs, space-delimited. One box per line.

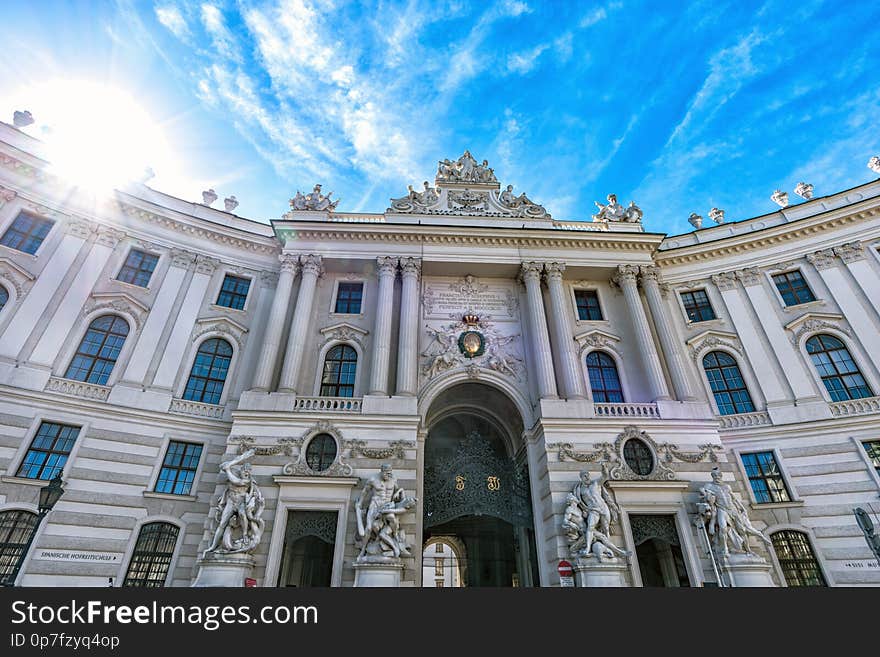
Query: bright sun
xmin=9 ymin=80 xmax=175 ymax=193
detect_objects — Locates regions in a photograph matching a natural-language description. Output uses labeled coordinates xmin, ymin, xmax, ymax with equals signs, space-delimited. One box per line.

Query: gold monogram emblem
xmin=455 ymin=475 xmax=466 ymax=491
xmin=486 ymin=476 xmax=501 ymax=491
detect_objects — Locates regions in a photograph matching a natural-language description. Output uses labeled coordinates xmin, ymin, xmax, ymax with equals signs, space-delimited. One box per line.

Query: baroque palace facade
xmin=0 ymin=119 xmax=879 ymax=588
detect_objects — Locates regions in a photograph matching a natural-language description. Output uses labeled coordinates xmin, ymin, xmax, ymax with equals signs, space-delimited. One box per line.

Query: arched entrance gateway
xmin=420 ymin=382 xmax=540 ymax=587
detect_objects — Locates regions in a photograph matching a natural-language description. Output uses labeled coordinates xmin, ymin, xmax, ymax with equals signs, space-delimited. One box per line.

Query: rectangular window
xmin=435 ymin=557 xmax=444 ymax=577
xmin=741 ymin=451 xmax=791 ymax=504
xmin=335 ymin=282 xmax=363 ymax=314
xmin=772 ymin=270 xmax=816 ymax=306
xmin=155 ymin=441 xmax=203 ymax=495
xmin=116 ymin=249 xmax=159 ymax=287
xmin=680 ymin=289 xmax=716 ymax=322
xmin=216 ymin=274 xmax=251 ymax=310
xmin=16 ymin=422 xmax=80 ymax=480
xmin=863 ymin=440 xmax=880 ymax=476
xmin=0 ymin=212 xmax=54 ymax=255
xmin=574 ymin=289 xmax=603 ymax=321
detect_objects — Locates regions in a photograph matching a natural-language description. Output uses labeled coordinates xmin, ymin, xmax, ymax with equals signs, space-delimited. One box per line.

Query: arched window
xmin=182 ymin=338 xmax=233 ymax=405
xmin=702 ymin=351 xmax=755 ymax=415
xmin=805 ymin=334 xmax=872 ymax=401
xmin=0 ymin=510 xmax=39 ymax=585
xmin=320 ymin=345 xmax=357 ymax=397
xmin=771 ymin=530 xmax=826 ymax=587
xmin=123 ymin=522 xmax=179 ymax=587
xmin=305 ymin=434 xmax=338 ymax=472
xmin=586 ymin=351 xmax=623 ymax=402
xmin=0 ymin=285 xmax=8 ymax=312
xmin=64 ymin=315 xmax=129 ymax=385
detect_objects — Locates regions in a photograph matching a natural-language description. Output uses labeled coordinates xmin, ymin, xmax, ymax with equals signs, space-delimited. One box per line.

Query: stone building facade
xmin=0 ymin=124 xmax=878 ymax=587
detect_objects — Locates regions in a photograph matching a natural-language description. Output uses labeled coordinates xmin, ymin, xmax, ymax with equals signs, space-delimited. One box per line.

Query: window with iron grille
xmin=680 ymin=289 xmax=716 ymax=322
xmin=771 ymin=530 xmax=826 ymax=587
xmin=574 ymin=290 xmax=603 ymax=321
xmin=623 ymin=439 xmax=654 ymax=476
xmin=64 ymin=315 xmax=130 ymax=386
xmin=320 ymin=345 xmax=357 ymax=397
xmin=305 ymin=434 xmax=337 ymax=472
xmin=702 ymin=351 xmax=755 ymax=415
xmin=741 ymin=451 xmax=791 ymax=503
xmin=806 ymin=334 xmax=873 ymax=401
xmin=155 ymin=441 xmax=203 ymax=495
xmin=0 ymin=212 xmax=54 ymax=255
xmin=862 ymin=440 xmax=880 ymax=476
xmin=182 ymin=338 xmax=233 ymax=405
xmin=216 ymin=274 xmax=251 ymax=310
xmin=122 ymin=522 xmax=179 ymax=587
xmin=586 ymin=351 xmax=624 ymax=402
xmin=334 ymin=282 xmax=363 ymax=314
xmin=772 ymin=270 xmax=816 ymax=306
xmin=116 ymin=249 xmax=159 ymax=287
xmin=0 ymin=510 xmax=39 ymax=584
xmin=16 ymin=422 xmax=80 ymax=480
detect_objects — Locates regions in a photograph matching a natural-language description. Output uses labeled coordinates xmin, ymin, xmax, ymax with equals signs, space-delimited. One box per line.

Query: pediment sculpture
xmin=591 ymin=193 xmax=642 ymax=223
xmin=437 ymin=150 xmax=497 ymax=183
xmin=421 ymin=313 xmax=522 ymax=380
xmin=289 ymin=184 xmax=340 ymax=212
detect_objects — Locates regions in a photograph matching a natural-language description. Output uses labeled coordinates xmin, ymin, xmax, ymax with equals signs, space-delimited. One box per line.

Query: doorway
xmin=629 ymin=514 xmax=691 ymax=587
xmin=276 ymin=510 xmax=337 ymax=587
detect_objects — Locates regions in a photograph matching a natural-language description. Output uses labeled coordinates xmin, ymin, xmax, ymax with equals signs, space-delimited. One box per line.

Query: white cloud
xmin=201 ymin=4 xmax=240 ymax=62
xmin=507 ymin=43 xmax=550 ymax=74
xmin=579 ymin=7 xmax=607 ymax=28
xmin=155 ymin=5 xmax=190 ymax=40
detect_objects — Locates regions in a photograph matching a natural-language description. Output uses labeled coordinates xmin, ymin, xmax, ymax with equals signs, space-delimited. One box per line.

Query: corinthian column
xmin=520 ymin=262 xmax=558 ymax=399
xmin=639 ymin=266 xmax=696 ymax=401
xmin=543 ymin=262 xmax=586 ymax=399
xmin=278 ymin=254 xmax=322 ymax=393
xmin=369 ymin=257 xmax=398 ymax=395
xmin=395 ymin=257 xmax=421 ymax=396
xmin=613 ymin=265 xmax=670 ymax=401
xmin=251 ymin=254 xmax=300 ymax=391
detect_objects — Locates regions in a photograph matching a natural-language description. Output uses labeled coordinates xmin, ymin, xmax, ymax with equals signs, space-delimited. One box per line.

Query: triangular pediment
xmin=783 ymin=312 xmax=844 ymax=333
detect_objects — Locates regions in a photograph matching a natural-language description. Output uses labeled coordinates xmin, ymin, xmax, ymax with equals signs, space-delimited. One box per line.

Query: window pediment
xmin=83 ymin=292 xmax=149 ymax=329
xmin=320 ymin=322 xmax=369 ymax=346
xmin=783 ymin=312 xmax=850 ymax=345
xmin=685 ymin=329 xmax=743 ymax=362
xmin=0 ymin=256 xmax=36 ymax=297
xmin=573 ymin=329 xmax=621 ymax=355
xmin=193 ymin=316 xmax=249 ymax=348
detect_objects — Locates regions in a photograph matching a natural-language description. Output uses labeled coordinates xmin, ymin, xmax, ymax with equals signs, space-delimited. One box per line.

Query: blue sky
xmin=1 ymin=0 xmax=878 ymax=234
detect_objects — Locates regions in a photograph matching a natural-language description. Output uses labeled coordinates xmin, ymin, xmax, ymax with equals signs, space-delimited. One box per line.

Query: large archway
xmin=421 ymin=382 xmax=539 ymax=587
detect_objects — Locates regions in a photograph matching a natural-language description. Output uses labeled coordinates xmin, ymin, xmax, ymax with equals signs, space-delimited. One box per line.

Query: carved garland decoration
xmin=82 ymin=295 xmax=148 ymax=331
xmin=549 ymin=426 xmax=723 ymax=482
xmin=788 ymin=318 xmax=852 ymax=346
xmin=688 ymin=334 xmax=745 ymax=363
xmin=193 ymin=317 xmax=249 ymax=350
xmin=346 ymin=439 xmax=413 ymax=460
xmin=283 ymin=421 xmax=353 ymax=476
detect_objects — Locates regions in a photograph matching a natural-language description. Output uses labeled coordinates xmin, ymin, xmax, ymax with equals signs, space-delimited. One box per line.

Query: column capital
xmin=806 ymin=249 xmax=838 ymax=270
xmin=543 ymin=261 xmax=566 ymax=281
xmin=612 ymin=264 xmax=639 ymax=287
xmin=399 ymin=256 xmax=421 ymax=279
xmin=260 ymin=270 xmax=280 ymax=287
xmin=299 ymin=254 xmax=324 ymax=277
xmin=735 ymin=266 xmax=763 ymax=287
xmin=638 ymin=265 xmax=662 ymax=286
xmin=96 ymin=226 xmax=125 ymax=248
xmin=377 ymin=256 xmax=399 ymax=277
xmin=519 ymin=261 xmax=544 ymax=283
xmin=279 ymin=253 xmax=301 ymax=274
xmin=833 ymin=241 xmax=866 ymax=264
xmin=169 ymin=248 xmax=195 ymax=269
xmin=194 ymin=255 xmax=220 ymax=275
xmin=65 ymin=219 xmax=94 ymax=239
xmin=710 ymin=271 xmax=738 ymax=291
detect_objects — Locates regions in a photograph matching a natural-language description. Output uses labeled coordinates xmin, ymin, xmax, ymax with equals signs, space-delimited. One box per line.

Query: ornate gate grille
xmin=424 ymin=434 xmax=532 ymax=529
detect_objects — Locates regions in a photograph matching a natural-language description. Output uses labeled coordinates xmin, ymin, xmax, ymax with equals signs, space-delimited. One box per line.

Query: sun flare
xmin=9 ymin=80 xmax=174 ymax=193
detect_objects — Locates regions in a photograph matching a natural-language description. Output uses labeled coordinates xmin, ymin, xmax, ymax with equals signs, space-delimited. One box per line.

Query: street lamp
xmin=1 ymin=472 xmax=65 ymax=586
xmin=854 ymin=507 xmax=880 ymax=563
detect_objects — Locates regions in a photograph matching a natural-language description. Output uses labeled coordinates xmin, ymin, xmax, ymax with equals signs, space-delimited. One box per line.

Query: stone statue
xmin=13 ymin=110 xmax=34 ymax=128
xmin=869 ymin=156 xmax=880 ymax=174
xmin=566 ymin=465 xmax=631 ymax=560
xmin=204 ymin=449 xmax=265 ymax=556
xmin=623 ymin=201 xmax=643 ymax=223
xmin=697 ymin=467 xmax=771 ymax=558
xmin=435 ymin=151 xmax=497 ymax=183
xmin=771 ymin=190 xmax=789 ymax=207
xmin=289 ymin=184 xmax=340 ymax=211
xmin=202 ymin=188 xmax=218 ymax=206
xmin=795 ymin=182 xmax=814 ymax=199
xmin=355 ymin=464 xmax=416 ymax=560
xmin=389 ymin=181 xmax=439 ymax=212
xmin=591 ymin=194 xmax=627 ymax=222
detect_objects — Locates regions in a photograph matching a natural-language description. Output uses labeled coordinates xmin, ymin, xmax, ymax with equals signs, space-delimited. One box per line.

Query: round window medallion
xmin=623 ymin=438 xmax=654 ymax=476
xmin=305 ymin=433 xmax=338 ymax=472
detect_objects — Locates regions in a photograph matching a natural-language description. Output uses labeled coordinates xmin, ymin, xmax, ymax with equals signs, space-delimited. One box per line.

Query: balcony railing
xmin=829 ymin=396 xmax=880 ymax=418
xmin=594 ymin=403 xmax=660 ymax=419
xmin=169 ymin=398 xmax=225 ymax=419
xmin=293 ymin=396 xmax=363 ymax=413
xmin=717 ymin=410 xmax=772 ymax=429
xmin=45 ymin=377 xmax=110 ymax=402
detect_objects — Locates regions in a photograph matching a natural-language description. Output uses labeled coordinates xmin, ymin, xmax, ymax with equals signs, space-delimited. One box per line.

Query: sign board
xmin=245 ymin=577 xmax=257 ymax=587
xmin=558 ymin=559 xmax=575 ymax=587
xmin=35 ymin=549 xmax=120 ymax=564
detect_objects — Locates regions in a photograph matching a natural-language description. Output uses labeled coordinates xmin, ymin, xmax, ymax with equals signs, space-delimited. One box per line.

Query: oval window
xmin=623 ymin=438 xmax=654 ymax=476
xmin=305 ymin=434 xmax=338 ymax=472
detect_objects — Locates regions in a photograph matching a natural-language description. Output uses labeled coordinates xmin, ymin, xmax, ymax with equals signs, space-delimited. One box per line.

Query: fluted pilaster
xmin=369 ymin=257 xmax=398 ymax=395
xmin=251 ymin=254 xmax=300 ymax=391
xmin=520 ymin=262 xmax=558 ymax=399
xmin=278 ymin=254 xmax=323 ymax=393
